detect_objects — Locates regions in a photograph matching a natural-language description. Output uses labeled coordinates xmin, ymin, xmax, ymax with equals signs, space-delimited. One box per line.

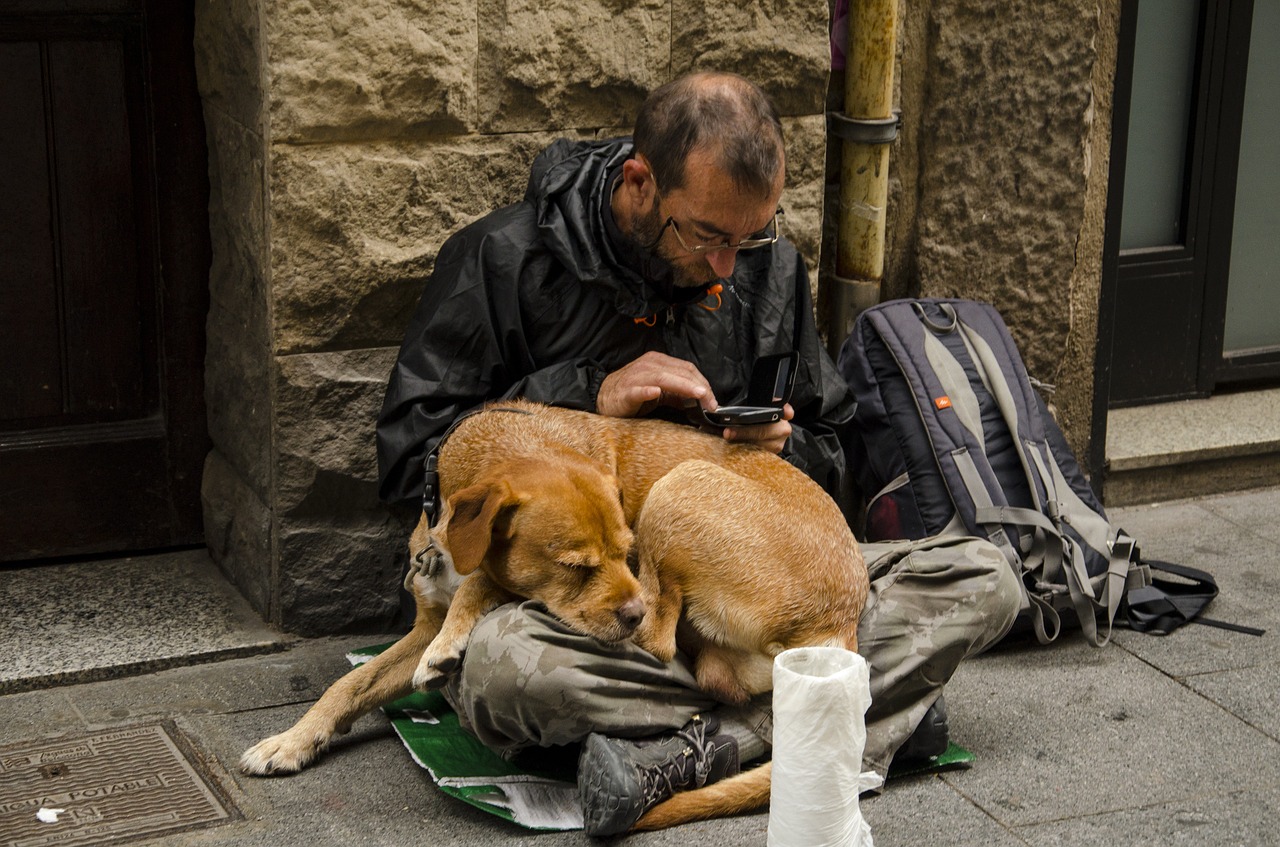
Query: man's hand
xmin=596 ymin=352 xmax=717 ymax=418
xmin=720 ymin=403 xmax=793 ymax=454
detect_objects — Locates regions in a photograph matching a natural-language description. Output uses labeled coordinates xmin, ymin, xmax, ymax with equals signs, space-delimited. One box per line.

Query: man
xmin=377 ymin=71 xmax=1019 ymax=835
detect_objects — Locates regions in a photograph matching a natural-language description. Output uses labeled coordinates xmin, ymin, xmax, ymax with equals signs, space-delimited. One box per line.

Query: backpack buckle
xmin=1111 ymin=532 xmax=1140 ymax=564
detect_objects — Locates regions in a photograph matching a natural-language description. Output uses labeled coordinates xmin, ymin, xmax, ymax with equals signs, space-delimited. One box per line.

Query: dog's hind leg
xmin=240 ymin=602 xmax=445 ymax=776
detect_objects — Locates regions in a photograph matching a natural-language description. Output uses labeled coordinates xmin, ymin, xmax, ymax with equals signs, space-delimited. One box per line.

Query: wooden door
xmin=0 ymin=1 xmax=210 ymax=560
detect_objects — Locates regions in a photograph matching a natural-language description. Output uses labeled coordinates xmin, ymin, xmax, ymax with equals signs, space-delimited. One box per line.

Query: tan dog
xmin=240 ymin=399 xmax=868 ymax=831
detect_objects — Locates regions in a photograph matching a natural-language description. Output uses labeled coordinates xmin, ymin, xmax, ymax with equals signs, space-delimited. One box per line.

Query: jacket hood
xmin=525 ymin=138 xmax=706 ymax=318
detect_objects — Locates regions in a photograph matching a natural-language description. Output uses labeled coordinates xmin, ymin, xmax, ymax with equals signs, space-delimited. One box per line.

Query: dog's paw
xmin=631 ymin=622 xmax=678 ymax=663
xmin=240 ymin=728 xmax=331 ymax=776
xmin=411 ymin=649 xmax=462 ymax=691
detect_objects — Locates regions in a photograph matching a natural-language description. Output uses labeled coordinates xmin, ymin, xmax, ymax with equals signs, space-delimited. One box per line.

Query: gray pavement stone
xmin=1182 ymin=660 xmax=1280 ymax=743
xmin=1199 ymin=485 xmax=1280 ymax=547
xmin=862 ymin=776 xmax=1027 ymax=846
xmin=1108 ymin=499 xmax=1278 ymax=677
xmin=4 ymin=486 xmax=1279 ymax=846
xmin=178 ymin=700 xmax=772 ymax=846
xmin=65 ymin=634 xmax=398 ymax=728
xmin=0 ymin=687 xmax=83 ymax=741
xmin=1015 ymin=788 xmax=1280 ymax=846
xmin=942 ymin=635 xmax=1280 ymax=829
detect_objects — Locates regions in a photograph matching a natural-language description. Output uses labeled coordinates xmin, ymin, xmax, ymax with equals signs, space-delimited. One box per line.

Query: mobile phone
xmin=702 ymin=405 xmax=784 ymax=426
xmin=702 ymin=352 xmax=798 ymax=427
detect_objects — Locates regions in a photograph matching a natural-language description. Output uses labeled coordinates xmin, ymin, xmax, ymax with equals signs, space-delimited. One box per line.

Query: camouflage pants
xmin=444 ymin=535 xmax=1020 ymax=779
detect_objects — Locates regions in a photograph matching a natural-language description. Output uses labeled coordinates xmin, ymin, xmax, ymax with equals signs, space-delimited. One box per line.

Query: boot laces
xmin=638 ymin=719 xmax=716 ymax=809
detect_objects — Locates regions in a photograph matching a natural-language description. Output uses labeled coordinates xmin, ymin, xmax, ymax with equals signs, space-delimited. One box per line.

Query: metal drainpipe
xmin=827 ymin=0 xmax=900 ymax=355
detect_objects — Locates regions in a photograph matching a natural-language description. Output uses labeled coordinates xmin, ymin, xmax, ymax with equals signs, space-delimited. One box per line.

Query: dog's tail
xmin=632 ymin=760 xmax=772 ymax=831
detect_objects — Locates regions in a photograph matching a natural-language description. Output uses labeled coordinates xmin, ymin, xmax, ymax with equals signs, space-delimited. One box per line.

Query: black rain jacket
xmin=376 ymin=138 xmax=857 ymax=506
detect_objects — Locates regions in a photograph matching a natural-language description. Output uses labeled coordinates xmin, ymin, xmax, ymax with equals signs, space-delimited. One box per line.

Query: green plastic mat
xmin=350 ymin=644 xmax=973 ymax=831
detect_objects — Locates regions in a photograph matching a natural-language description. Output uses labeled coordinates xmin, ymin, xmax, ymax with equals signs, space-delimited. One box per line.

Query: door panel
xmin=0 ymin=42 xmax=62 ymax=420
xmin=47 ymin=38 xmax=150 ymax=421
xmin=0 ymin=3 xmax=209 ymax=561
xmin=1109 ymin=0 xmax=1279 ymax=406
xmin=1109 ymin=270 xmax=1203 ymax=402
xmin=1222 ymin=0 xmax=1280 ymax=356
xmin=1118 ymin=0 xmax=1199 ymax=252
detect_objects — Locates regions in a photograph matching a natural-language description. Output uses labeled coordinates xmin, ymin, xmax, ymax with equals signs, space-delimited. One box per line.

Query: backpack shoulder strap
xmin=863 ymin=300 xmax=1011 ymax=524
xmin=948 ymin=303 xmax=1139 ymax=646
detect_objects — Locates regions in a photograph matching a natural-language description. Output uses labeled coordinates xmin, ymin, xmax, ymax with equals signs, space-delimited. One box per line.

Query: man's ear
xmin=444 ymin=481 xmax=519 ymax=576
xmin=621 ymin=156 xmax=655 ymax=202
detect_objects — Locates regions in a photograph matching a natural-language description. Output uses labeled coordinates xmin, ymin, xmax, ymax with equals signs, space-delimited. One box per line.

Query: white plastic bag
xmin=767 ymin=646 xmax=881 ymax=847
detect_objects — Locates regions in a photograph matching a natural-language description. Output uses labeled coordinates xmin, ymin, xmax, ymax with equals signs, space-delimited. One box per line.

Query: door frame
xmin=1092 ymin=0 xmax=1268 ymax=487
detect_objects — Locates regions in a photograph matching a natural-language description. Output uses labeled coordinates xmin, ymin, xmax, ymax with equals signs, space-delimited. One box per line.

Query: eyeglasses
xmin=656 ymin=210 xmax=783 ymax=255
xmin=647 ymin=176 xmax=783 ymax=254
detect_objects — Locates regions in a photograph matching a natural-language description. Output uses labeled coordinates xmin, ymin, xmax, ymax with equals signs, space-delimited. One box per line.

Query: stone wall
xmin=193 ymin=0 xmax=835 ymax=633
xmin=873 ymin=0 xmax=1120 ymax=456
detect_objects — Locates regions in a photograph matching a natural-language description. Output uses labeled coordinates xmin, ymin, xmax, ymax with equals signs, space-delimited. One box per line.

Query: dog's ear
xmin=445 ymin=481 xmax=519 ymax=575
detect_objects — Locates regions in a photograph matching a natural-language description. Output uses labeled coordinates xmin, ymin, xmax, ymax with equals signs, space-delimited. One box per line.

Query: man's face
xmin=631 ymin=202 xmax=719 ymax=289
xmin=631 ymin=148 xmax=784 ymax=289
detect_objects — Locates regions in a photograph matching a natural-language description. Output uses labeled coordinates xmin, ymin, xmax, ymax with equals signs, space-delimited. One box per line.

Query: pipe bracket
xmin=828 ymin=111 xmax=901 ymax=145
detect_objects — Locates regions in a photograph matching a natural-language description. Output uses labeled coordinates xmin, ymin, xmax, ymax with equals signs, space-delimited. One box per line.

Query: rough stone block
xmin=477 ymin=0 xmax=668 ymax=133
xmin=914 ymin=0 xmax=1099 ymax=387
xmin=276 ymin=515 xmax=407 ymax=634
xmin=672 ymin=0 xmax=830 ymax=116
xmin=204 ymin=111 xmax=267 ymax=274
xmin=266 ymin=0 xmax=477 ymax=141
xmin=201 ymin=448 xmax=273 ymax=619
xmin=205 ymin=241 xmax=272 ymax=500
xmin=269 ymin=133 xmax=568 ymax=354
xmin=274 ymin=347 xmax=398 ymax=517
xmin=194 ymin=0 xmax=265 ymax=133
xmin=781 ymin=113 xmax=830 ymax=299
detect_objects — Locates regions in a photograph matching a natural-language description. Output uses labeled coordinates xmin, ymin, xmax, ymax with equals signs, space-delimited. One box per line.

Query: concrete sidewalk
xmin=2 ymin=486 xmax=1277 ymax=846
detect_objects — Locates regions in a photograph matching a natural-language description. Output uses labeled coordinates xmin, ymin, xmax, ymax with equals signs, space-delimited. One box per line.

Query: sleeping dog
xmin=240 ymin=399 xmax=868 ymax=831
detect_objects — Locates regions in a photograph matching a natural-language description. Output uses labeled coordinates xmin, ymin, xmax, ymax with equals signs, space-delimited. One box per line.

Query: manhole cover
xmin=0 ymin=723 xmax=235 ymax=847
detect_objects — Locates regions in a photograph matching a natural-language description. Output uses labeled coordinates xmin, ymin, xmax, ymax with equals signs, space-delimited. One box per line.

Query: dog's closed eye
xmin=548 ymin=545 xmax=599 ymax=571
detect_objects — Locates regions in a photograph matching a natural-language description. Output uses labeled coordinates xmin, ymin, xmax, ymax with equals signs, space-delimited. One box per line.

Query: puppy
xmin=240 ymin=400 xmax=868 ymax=831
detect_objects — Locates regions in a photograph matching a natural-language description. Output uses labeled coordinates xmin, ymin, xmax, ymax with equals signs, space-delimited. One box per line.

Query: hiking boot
xmin=894 ymin=694 xmax=949 ymax=765
xmin=577 ymin=715 xmax=740 ymax=836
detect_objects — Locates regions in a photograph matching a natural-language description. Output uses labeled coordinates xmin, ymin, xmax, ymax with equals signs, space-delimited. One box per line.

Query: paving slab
xmin=1015 ymin=787 xmax=1280 ymax=846
xmin=1197 ymin=484 xmax=1280 ymax=546
xmin=4 ymin=486 xmax=1279 ymax=846
xmin=1182 ymin=661 xmax=1280 ymax=743
xmin=188 ymin=703 xmax=771 ymax=847
xmin=861 ymin=775 xmax=1026 ymax=847
xmin=1107 ymin=498 xmax=1279 ymax=677
xmin=64 ymin=634 xmax=400 ymax=729
xmin=0 ymin=687 xmax=84 ymax=742
xmin=940 ymin=635 xmax=1280 ymax=829
xmin=0 ymin=549 xmax=289 ymax=694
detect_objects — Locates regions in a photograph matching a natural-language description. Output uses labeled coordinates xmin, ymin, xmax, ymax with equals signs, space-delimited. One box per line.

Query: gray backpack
xmin=837 ymin=299 xmax=1236 ymax=645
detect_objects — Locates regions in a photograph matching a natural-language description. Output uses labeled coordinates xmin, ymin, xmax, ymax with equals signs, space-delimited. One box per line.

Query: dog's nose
xmin=616 ymin=597 xmax=645 ymax=632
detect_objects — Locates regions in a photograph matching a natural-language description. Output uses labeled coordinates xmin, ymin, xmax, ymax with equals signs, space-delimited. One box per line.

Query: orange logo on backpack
xmin=934 ymin=396 xmax=952 ymax=410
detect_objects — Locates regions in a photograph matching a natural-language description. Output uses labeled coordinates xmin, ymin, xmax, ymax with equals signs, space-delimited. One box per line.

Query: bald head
xmin=632 ymin=72 xmax=785 ymax=200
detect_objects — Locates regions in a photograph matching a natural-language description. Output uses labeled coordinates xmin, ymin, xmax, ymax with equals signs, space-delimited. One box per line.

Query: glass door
xmin=1108 ymin=0 xmax=1280 ymax=407
xmin=1220 ymin=0 xmax=1280 ymax=371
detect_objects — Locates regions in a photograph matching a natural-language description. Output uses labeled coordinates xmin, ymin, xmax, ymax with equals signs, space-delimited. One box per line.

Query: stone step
xmin=1103 ymin=386 xmax=1280 ymax=507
